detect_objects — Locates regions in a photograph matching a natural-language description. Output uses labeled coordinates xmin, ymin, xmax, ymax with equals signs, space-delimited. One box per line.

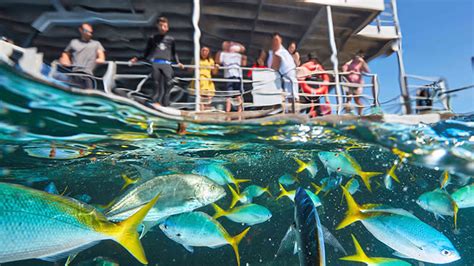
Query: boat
xmin=0 ymin=0 xmax=468 ymax=125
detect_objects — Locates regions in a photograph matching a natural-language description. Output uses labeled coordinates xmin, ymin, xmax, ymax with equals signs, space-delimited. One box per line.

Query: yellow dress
xmin=189 ymin=58 xmax=216 ymax=97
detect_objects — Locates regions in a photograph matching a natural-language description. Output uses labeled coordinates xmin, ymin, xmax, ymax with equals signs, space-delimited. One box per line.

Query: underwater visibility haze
xmin=0 ymin=65 xmax=473 ymax=266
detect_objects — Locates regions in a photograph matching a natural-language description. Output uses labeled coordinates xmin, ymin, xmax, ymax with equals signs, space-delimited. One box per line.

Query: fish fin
xmin=139 ymin=221 xmax=158 ymax=239
xmin=393 ymin=251 xmax=411 ymax=259
xmin=182 ymin=244 xmax=194 ymax=253
xmin=121 ymin=174 xmax=138 ymax=191
xmin=60 ymin=185 xmax=69 ymax=196
xmin=263 ymin=185 xmax=273 ymax=197
xmin=228 ymin=185 xmax=242 ymax=209
xmin=105 ymin=193 xmax=160 ymax=265
xmin=311 ymin=182 xmax=322 ymax=195
xmin=452 ymin=200 xmax=458 ymax=230
xmin=337 ymin=186 xmax=378 ymax=230
xmin=358 ymin=171 xmax=382 ymax=192
xmin=225 ymin=227 xmax=250 ymax=266
xmin=39 ymin=241 xmax=98 ymax=262
xmin=293 ymin=158 xmax=307 ymax=173
xmin=434 ymin=213 xmax=445 ymax=220
xmin=293 ymin=241 xmax=298 ymax=255
xmin=65 ymin=253 xmax=78 ymax=266
xmin=232 ymin=178 xmax=251 ymax=194
xmin=277 ymin=183 xmax=289 ymax=200
xmin=212 ymin=203 xmax=227 ymax=219
xmin=339 ymin=234 xmax=371 ymax=263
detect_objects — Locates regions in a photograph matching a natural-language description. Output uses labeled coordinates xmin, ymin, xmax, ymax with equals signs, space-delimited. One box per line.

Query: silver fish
xmin=105 ymin=174 xmax=226 ymax=222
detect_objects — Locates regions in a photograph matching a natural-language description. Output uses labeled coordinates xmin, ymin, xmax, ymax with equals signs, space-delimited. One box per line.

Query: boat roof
xmin=0 ymin=0 xmax=397 ymax=67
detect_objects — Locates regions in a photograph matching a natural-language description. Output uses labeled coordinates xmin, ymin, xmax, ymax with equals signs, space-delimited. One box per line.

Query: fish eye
xmin=164 ymin=224 xmax=168 ymax=229
xmin=176 ymin=233 xmax=181 ymax=237
xmin=441 ymin=249 xmax=452 ymax=256
xmin=337 ymin=167 xmax=342 ymax=172
xmin=335 ymin=153 xmax=339 ymax=157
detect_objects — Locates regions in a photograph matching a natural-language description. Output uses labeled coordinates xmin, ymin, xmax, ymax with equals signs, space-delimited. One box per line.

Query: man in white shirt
xmin=270 ymin=32 xmax=299 ymax=109
xmin=216 ymin=41 xmax=247 ymax=113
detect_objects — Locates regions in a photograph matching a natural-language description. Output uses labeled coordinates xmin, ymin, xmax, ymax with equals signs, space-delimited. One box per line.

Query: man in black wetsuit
xmin=131 ymin=17 xmax=183 ymax=106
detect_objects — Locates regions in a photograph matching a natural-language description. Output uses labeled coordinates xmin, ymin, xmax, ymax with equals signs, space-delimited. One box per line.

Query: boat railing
xmin=370 ymin=0 xmax=396 ymax=33
xmin=405 ymin=74 xmax=451 ymax=113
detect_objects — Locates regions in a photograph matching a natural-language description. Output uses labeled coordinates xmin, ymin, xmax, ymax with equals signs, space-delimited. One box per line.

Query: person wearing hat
xmin=298 ymin=53 xmax=331 ymax=116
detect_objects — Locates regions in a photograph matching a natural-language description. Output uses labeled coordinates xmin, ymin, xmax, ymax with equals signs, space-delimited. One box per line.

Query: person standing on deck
xmin=189 ymin=46 xmax=219 ymax=111
xmin=342 ymin=51 xmax=370 ymax=115
xmin=287 ymin=41 xmax=301 ymax=67
xmin=270 ymin=32 xmax=299 ymax=110
xmin=215 ymin=41 xmax=247 ymax=113
xmin=130 ymin=17 xmax=184 ymax=107
xmin=59 ymin=23 xmax=105 ymax=89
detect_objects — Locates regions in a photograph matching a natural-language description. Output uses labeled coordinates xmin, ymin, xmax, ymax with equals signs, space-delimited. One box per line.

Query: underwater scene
xmin=0 ymin=64 xmax=473 ymax=266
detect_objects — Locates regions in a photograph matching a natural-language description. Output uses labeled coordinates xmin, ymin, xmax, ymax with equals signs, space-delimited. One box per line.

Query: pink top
xmin=343 ymin=58 xmax=370 ymax=84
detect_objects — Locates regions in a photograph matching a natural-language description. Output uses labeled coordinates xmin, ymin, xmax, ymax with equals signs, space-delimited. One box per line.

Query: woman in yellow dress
xmin=189 ymin=46 xmax=219 ymax=110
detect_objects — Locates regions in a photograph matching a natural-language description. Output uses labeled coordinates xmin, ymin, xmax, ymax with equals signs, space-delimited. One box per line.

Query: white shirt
xmin=274 ymin=46 xmax=296 ymax=76
xmin=219 ymin=52 xmax=242 ymax=78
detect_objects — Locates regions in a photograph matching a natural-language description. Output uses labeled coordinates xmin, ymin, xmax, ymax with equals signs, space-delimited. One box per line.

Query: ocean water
xmin=0 ymin=64 xmax=473 ymax=266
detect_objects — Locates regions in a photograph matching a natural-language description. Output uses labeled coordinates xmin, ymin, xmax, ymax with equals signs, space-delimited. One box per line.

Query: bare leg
xmin=354 ymin=96 xmax=363 ymax=116
xmin=226 ymin=98 xmax=232 ymax=112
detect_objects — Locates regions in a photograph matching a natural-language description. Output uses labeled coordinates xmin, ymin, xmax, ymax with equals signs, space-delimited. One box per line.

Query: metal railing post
xmin=192 ymin=0 xmax=201 ymax=112
xmin=240 ymin=67 xmax=245 ymax=111
xmin=326 ymin=5 xmax=343 ymax=114
xmin=391 ymin=0 xmax=412 ymax=114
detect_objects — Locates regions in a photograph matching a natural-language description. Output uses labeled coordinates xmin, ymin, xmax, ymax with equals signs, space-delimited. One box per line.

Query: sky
xmin=369 ymin=0 xmax=474 ymax=114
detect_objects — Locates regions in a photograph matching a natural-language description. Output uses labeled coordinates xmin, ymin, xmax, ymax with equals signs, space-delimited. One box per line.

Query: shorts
xmin=343 ymin=86 xmax=363 ymax=96
xmin=225 ymin=76 xmax=243 ymax=97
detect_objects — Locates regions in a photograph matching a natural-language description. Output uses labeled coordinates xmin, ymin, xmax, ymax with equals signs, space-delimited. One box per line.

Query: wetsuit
xmin=142 ymin=33 xmax=180 ymax=106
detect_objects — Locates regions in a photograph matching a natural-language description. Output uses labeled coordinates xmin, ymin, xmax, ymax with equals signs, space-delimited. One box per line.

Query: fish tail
xmin=228 ymin=185 xmax=242 ymax=209
xmin=440 ymin=170 xmax=450 ymax=189
xmin=121 ymin=174 xmax=138 ymax=191
xmin=387 ymin=162 xmax=400 ymax=183
xmin=263 ymin=185 xmax=273 ymax=197
xmin=105 ymin=193 xmax=160 ymax=265
xmin=293 ymin=158 xmax=307 ymax=173
xmin=339 ymin=234 xmax=373 ymax=263
xmin=212 ymin=203 xmax=227 ymax=219
xmin=226 ymin=227 xmax=250 ymax=266
xmin=232 ymin=178 xmax=251 ymax=194
xmin=276 ymin=183 xmax=289 ymax=200
xmin=311 ymin=182 xmax=322 ymax=195
xmin=358 ymin=171 xmax=382 ymax=192
xmin=337 ymin=186 xmax=363 ymax=230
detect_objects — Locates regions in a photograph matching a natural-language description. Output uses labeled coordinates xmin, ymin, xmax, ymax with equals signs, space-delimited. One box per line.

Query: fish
xmin=451 ymin=183 xmax=474 ymax=208
xmin=345 ymin=178 xmax=360 ymax=195
xmin=294 ymin=187 xmax=325 ymax=265
xmin=279 ymin=173 xmax=300 ymax=186
xmin=0 ymin=182 xmax=158 ymax=264
xmin=74 ymin=194 xmax=92 ymax=204
xmin=228 ymin=185 xmax=271 ymax=208
xmin=212 ymin=203 xmax=272 ymax=225
xmin=318 ymin=151 xmax=382 ymax=192
xmin=121 ymin=173 xmax=139 ymax=191
xmin=337 ymin=186 xmax=460 ymax=264
xmin=159 ymin=211 xmax=250 ymax=266
xmin=340 ymin=234 xmax=411 ymax=266
xmin=277 ymin=184 xmax=321 ymax=207
xmin=317 ymin=176 xmax=343 ymax=194
xmin=276 ymin=224 xmax=346 ymax=258
xmin=439 ymin=170 xmax=451 ymax=189
xmin=294 ymin=158 xmax=318 ymax=178
xmin=194 ymin=163 xmax=250 ymax=193
xmin=105 ymin=174 xmax=226 ymax=224
xmin=417 ymin=188 xmax=459 ymax=228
